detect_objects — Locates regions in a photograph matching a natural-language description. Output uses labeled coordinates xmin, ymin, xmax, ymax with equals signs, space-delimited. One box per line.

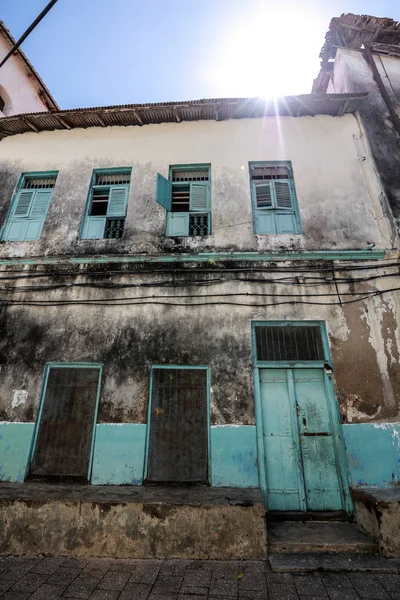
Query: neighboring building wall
xmin=0 ymin=115 xmax=391 ymax=258
xmin=0 ymin=34 xmax=51 ymax=116
xmin=326 ymin=47 xmax=400 ymax=235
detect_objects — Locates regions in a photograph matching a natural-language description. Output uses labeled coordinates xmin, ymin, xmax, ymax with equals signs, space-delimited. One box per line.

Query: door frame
xmin=26 ymin=362 xmax=103 ymax=482
xmin=143 ymin=365 xmax=211 ymax=483
xmin=251 ymin=321 xmax=353 ymax=513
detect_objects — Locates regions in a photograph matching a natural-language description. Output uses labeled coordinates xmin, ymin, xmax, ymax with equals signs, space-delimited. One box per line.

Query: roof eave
xmin=0 ymin=94 xmax=368 ymax=141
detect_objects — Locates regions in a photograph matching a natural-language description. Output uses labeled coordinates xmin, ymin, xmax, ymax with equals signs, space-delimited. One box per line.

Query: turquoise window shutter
xmin=189 ymin=182 xmax=209 ymax=212
xmin=254 ymin=182 xmax=273 ymax=209
xmin=166 ymin=213 xmax=189 ymax=236
xmin=3 ymin=221 xmax=28 ymax=241
xmin=156 ymin=173 xmax=172 ymax=211
xmin=276 ymin=213 xmax=297 ymax=234
xmin=255 ymin=212 xmax=277 ymax=234
xmin=13 ymin=190 xmax=35 ymax=217
xmin=107 ymin=186 xmax=128 ymax=217
xmin=82 ymin=217 xmax=107 ymax=239
xmin=251 ymin=163 xmax=301 ymax=235
xmin=274 ymin=180 xmax=293 ymax=209
xmin=3 ymin=188 xmax=53 ymax=241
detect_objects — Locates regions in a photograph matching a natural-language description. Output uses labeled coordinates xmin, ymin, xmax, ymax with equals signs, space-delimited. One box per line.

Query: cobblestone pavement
xmin=1 ymin=556 xmax=400 ymax=600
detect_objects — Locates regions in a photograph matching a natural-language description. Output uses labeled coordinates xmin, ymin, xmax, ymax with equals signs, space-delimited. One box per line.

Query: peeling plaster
xmin=361 ymin=296 xmax=397 ymax=409
xmin=11 ymin=391 xmax=27 ymax=409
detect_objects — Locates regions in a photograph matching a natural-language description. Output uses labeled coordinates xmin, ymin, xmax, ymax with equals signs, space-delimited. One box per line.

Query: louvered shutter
xmin=254 ymin=183 xmax=273 ymax=209
xmin=12 ymin=190 xmax=35 ymax=217
xmin=274 ymin=180 xmax=293 ymax=209
xmin=156 ymin=173 xmax=172 ymax=211
xmin=189 ymin=182 xmax=209 ymax=212
xmin=107 ymin=185 xmax=128 ymax=217
xmin=30 ymin=190 xmax=52 ymax=218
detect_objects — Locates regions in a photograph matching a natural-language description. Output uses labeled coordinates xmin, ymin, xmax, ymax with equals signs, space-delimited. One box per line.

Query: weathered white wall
xmin=0 ymin=114 xmax=389 ymax=256
xmin=326 ymin=47 xmax=400 ymax=233
xmin=0 ymin=35 xmax=48 ymax=116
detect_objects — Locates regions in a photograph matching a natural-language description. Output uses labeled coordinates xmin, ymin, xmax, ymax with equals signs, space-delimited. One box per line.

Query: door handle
xmin=302 ymin=432 xmax=331 ymax=437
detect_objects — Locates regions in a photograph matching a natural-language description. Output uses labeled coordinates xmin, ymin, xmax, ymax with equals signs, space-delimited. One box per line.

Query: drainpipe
xmin=363 ymin=43 xmax=400 ymax=139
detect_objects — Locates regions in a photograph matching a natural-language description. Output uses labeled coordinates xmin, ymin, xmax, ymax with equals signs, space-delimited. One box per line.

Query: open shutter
xmin=189 ymin=182 xmax=209 ymax=212
xmin=167 ymin=213 xmax=189 ymax=236
xmin=274 ymin=181 xmax=293 ymax=209
xmin=156 ymin=173 xmax=172 ymax=211
xmin=107 ymin=185 xmax=128 ymax=217
xmin=12 ymin=190 xmax=35 ymax=217
xmin=81 ymin=217 xmax=106 ymax=239
xmin=254 ymin=183 xmax=273 ymax=209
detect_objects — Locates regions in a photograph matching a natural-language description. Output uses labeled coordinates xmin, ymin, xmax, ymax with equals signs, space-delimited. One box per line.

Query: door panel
xmin=147 ymin=368 xmax=208 ymax=484
xmin=294 ymin=369 xmax=342 ymax=510
xmin=260 ymin=369 xmax=303 ymax=510
xmin=259 ymin=367 xmax=343 ymax=511
xmin=30 ymin=367 xmax=100 ymax=481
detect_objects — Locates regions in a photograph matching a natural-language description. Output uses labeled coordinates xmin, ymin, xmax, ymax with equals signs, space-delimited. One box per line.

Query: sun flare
xmin=207 ymin=5 xmax=323 ymax=98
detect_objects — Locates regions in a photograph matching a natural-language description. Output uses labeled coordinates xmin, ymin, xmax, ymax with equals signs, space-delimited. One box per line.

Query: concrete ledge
xmin=352 ymin=487 xmax=400 ymax=557
xmin=0 ymin=483 xmax=267 ymax=559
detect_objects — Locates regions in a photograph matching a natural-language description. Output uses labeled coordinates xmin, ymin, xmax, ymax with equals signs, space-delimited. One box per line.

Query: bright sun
xmin=207 ymin=6 xmax=323 ymax=98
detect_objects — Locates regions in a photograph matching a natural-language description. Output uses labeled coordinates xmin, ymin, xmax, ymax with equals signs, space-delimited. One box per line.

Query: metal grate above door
xmin=255 ymin=325 xmax=325 ymax=362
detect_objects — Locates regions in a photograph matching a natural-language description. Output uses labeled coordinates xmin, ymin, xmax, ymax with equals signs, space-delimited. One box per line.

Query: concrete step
xmin=268 ymin=510 xmax=351 ymax=522
xmin=269 ymin=552 xmax=400 ymax=573
xmin=268 ymin=521 xmax=379 ymax=554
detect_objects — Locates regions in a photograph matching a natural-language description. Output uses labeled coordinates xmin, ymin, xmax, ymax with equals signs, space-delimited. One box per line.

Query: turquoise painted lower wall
xmin=7 ymin=420 xmax=397 ymax=491
xmin=0 ymin=422 xmax=35 ymax=482
xmin=342 ymin=423 xmax=400 ymax=488
xmin=211 ymin=425 xmax=259 ymax=488
xmin=91 ymin=423 xmax=147 ymax=485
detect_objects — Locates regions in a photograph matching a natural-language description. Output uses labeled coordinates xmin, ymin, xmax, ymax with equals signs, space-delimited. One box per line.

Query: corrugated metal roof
xmin=0 ymin=20 xmax=59 ymax=111
xmin=0 ymin=94 xmax=367 ymax=140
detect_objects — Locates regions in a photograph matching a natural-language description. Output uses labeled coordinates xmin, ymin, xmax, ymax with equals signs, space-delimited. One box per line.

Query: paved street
xmin=0 ymin=556 xmax=400 ymax=600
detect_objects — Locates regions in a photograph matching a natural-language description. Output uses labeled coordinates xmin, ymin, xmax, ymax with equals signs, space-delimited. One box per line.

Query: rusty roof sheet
xmin=0 ymin=94 xmax=367 ymax=140
xmin=0 ymin=20 xmax=59 ymax=111
xmin=313 ymin=13 xmax=400 ymax=93
xmin=320 ymin=13 xmax=400 ymax=65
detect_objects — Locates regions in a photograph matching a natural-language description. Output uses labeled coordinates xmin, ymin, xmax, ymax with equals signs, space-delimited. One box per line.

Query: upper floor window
xmin=156 ymin=165 xmax=211 ymax=236
xmin=250 ymin=161 xmax=302 ymax=234
xmin=81 ymin=169 xmax=131 ymax=239
xmin=1 ymin=172 xmax=57 ymax=242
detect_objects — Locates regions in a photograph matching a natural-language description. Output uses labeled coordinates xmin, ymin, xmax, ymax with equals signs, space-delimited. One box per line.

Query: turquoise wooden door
xmin=260 ymin=367 xmax=343 ymax=511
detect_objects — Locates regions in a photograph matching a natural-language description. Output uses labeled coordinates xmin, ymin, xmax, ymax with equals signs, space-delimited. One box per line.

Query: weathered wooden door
xmin=260 ymin=367 xmax=343 ymax=511
xmin=29 ymin=366 xmax=100 ymax=482
xmin=147 ymin=367 xmax=208 ymax=484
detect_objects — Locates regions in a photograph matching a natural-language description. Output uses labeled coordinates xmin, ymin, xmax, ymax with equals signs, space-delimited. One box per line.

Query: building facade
xmin=0 ymin=93 xmax=398 ymax=515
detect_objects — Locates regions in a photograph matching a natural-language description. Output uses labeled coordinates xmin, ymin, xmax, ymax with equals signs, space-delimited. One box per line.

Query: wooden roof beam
xmin=22 ymin=117 xmax=39 ymax=132
xmin=173 ymin=107 xmax=181 ymax=122
xmin=95 ymin=113 xmax=106 ymax=127
xmin=132 ymin=109 xmax=143 ymax=126
xmin=55 ymin=115 xmax=71 ymax=129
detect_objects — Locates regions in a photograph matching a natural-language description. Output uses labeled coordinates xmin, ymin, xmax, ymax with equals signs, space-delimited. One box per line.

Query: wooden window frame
xmin=0 ymin=171 xmax=58 ymax=242
xmin=249 ymin=161 xmax=302 ymax=235
xmin=80 ymin=167 xmax=132 ymax=240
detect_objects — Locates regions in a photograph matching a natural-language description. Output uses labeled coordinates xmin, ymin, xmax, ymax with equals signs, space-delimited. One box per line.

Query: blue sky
xmin=2 ymin=0 xmax=400 ymax=109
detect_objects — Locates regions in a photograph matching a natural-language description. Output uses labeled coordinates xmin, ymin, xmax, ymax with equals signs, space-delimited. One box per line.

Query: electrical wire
xmin=0 ymin=286 xmax=398 ymax=308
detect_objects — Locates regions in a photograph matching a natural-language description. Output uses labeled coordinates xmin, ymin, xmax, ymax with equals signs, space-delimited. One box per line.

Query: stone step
xmin=268 ymin=510 xmax=351 ymax=522
xmin=268 ymin=521 xmax=379 ymax=554
xmin=269 ymin=552 xmax=400 ymax=573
